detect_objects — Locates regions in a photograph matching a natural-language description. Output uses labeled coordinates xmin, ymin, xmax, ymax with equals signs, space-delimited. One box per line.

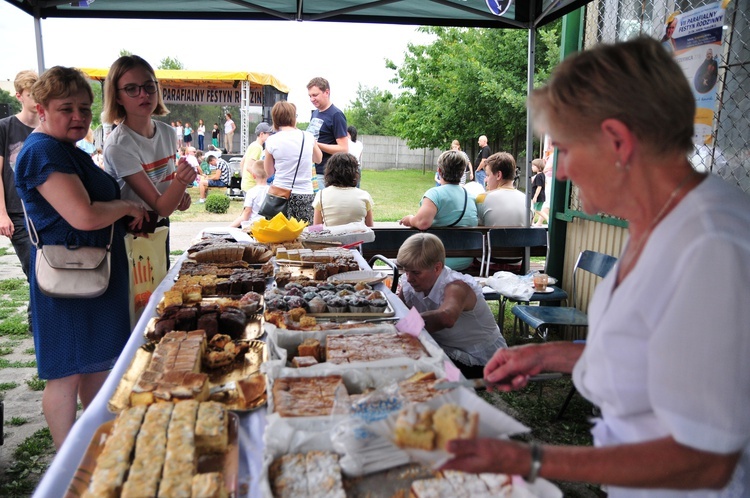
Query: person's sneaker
xmin=198 ymin=198 xmax=206 ymax=204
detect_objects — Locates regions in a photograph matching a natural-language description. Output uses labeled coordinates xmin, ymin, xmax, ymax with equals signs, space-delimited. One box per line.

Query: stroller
xmin=227 ymin=157 xmax=245 ymax=200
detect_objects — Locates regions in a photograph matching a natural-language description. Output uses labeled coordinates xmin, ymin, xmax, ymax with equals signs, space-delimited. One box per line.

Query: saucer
xmin=532 ymin=286 xmax=554 ymax=294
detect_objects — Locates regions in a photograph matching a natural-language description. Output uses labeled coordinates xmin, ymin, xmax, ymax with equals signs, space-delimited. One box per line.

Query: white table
xmin=33 ymin=249 xmax=416 ymax=498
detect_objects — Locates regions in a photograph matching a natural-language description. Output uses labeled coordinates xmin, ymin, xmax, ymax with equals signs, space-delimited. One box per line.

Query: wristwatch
xmin=527 ymin=442 xmax=543 ymax=483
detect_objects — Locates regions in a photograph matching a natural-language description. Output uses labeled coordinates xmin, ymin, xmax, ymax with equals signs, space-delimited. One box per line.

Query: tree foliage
xmin=0 ymin=89 xmax=21 ymax=115
xmin=387 ymin=24 xmax=560 ymax=156
xmin=346 ymin=85 xmax=397 ymax=136
xmin=158 ymin=57 xmax=185 ymax=70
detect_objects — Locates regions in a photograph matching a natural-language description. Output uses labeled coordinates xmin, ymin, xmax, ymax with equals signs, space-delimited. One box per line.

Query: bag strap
xmin=320 ymin=188 xmax=326 ymax=226
xmin=446 ymin=188 xmax=468 ymax=228
xmin=288 ymin=131 xmax=306 ymax=191
xmin=21 ymin=200 xmax=115 ymax=251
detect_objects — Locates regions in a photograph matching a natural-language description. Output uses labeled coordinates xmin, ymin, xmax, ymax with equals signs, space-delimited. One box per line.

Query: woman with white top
xmin=264 ymin=101 xmax=322 ymax=223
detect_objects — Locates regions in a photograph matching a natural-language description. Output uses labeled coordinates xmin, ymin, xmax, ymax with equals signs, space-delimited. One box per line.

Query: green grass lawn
xmin=168 ymin=169 xmax=436 ymax=223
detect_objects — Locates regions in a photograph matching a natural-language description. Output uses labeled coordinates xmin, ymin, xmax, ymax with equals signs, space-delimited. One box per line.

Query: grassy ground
xmin=0 ymin=170 xmax=602 ymax=496
xmin=0 ymin=279 xmax=55 ymax=497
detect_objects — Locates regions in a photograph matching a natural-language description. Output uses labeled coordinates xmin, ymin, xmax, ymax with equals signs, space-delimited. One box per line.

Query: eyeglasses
xmin=118 ymin=81 xmax=159 ymax=98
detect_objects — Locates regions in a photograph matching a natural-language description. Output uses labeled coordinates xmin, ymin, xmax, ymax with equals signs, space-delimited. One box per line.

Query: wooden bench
xmin=363 ymin=226 xmax=548 ymax=291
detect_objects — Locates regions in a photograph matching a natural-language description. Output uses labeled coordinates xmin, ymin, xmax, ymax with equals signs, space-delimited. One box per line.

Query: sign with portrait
xmin=661 ymin=2 xmax=728 ymax=145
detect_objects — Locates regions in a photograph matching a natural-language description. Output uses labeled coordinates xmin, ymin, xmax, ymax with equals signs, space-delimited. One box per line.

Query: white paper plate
xmin=328 ymin=270 xmax=387 ymax=285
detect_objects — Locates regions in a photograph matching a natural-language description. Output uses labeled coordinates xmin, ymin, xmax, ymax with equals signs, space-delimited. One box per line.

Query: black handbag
xmin=258 ymin=132 xmax=305 ymax=219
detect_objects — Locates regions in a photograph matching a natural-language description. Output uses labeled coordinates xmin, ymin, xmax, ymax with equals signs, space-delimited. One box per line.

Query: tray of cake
xmin=109 ymin=329 xmax=267 ymax=413
xmin=263 ymin=322 xmax=445 ymax=371
xmin=67 ymin=401 xmax=239 ymax=498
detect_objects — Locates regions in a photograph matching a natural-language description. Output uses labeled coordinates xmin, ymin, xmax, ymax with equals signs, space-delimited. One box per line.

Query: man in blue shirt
xmin=306 ymin=77 xmax=348 ymax=190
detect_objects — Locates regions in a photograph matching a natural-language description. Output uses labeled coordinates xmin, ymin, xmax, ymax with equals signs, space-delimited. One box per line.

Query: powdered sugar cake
xmin=272 ymin=375 xmax=345 ymax=417
xmin=325 ymin=332 xmax=427 ymax=364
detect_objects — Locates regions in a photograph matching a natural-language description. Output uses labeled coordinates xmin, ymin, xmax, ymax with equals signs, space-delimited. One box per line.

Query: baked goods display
xmin=72 ymin=228 xmax=547 ymax=498
xmin=326 ymin=332 xmax=428 ymax=364
xmin=394 ymin=403 xmax=478 ymax=451
xmin=269 ymin=451 xmax=346 ymax=498
xmin=81 ymin=401 xmax=234 ymax=498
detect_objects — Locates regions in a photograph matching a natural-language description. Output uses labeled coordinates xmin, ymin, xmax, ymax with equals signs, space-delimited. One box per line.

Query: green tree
xmin=346 ymin=85 xmax=397 ymax=136
xmin=89 ymin=80 xmax=103 ymax=129
xmin=388 ymin=24 xmax=560 ymax=157
xmin=158 ymin=57 xmax=185 ymax=70
xmin=0 ymin=88 xmax=21 ymax=115
xmin=119 ymin=49 xmax=132 ymax=57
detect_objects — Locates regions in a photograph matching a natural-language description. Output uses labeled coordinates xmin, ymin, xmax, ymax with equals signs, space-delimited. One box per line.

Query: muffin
xmin=307 ymin=296 xmax=328 ymax=314
xmin=369 ymin=298 xmax=388 ymax=313
xmin=327 ymin=297 xmax=348 ymax=314
xmin=348 ymin=298 xmax=370 ymax=314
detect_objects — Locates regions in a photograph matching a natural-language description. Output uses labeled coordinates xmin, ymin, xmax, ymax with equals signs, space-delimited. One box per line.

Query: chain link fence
xmin=570 ymin=0 xmax=749 ymax=211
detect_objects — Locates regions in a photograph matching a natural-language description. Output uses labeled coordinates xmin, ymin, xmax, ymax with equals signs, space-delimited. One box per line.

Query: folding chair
xmin=482 ymin=228 xmax=567 ymax=335
xmin=512 ymin=250 xmax=617 ymax=340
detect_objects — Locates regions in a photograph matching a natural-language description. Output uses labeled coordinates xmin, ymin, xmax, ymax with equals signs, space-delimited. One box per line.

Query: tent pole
xmin=241 ymin=81 xmax=249 ymax=154
xmin=523 ymin=25 xmax=537 ymax=272
xmin=33 ymin=5 xmax=45 ymax=75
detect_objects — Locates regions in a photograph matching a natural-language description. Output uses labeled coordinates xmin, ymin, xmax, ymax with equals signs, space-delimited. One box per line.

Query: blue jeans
xmin=198 ymin=135 xmax=204 ymax=150
xmin=474 ymin=170 xmax=486 ymax=188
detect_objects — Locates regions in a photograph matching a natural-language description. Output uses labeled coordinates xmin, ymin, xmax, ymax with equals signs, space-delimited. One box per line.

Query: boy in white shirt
xmin=229 ymin=160 xmax=269 ymax=228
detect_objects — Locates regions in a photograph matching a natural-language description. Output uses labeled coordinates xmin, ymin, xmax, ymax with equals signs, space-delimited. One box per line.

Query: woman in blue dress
xmin=15 ymin=66 xmax=147 ymax=450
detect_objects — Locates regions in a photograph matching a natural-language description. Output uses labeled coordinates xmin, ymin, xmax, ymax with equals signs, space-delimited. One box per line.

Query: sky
xmin=0 ymin=1 xmax=434 ymax=117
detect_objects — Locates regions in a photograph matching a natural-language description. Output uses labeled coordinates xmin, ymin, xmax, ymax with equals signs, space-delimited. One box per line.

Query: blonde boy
xmin=229 ymin=160 xmax=269 ymax=228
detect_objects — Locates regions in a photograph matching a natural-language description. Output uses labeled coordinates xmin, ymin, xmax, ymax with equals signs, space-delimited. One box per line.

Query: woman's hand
xmin=175 ymin=159 xmax=197 ymax=187
xmin=442 ymin=439 xmax=532 ymax=476
xmin=483 ymin=344 xmax=546 ymax=391
xmin=177 ymin=192 xmax=192 ymax=211
xmin=399 ymin=215 xmax=414 ymax=227
xmin=124 ymin=201 xmax=148 ymax=231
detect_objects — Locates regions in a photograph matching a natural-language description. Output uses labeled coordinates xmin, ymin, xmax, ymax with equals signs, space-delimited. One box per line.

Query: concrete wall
xmin=358 ymin=135 xmax=443 ymax=171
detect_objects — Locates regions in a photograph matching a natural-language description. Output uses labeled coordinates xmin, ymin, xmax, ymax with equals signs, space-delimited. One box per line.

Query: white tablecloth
xmin=33 ymin=249 xmax=418 ymax=497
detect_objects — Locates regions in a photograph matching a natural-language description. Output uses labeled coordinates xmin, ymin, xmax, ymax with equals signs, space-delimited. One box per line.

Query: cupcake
xmin=284 ymin=295 xmax=307 ymax=311
xmin=265 ymin=297 xmax=288 ymax=311
xmin=349 ymin=298 xmax=370 ymax=314
xmin=316 ymin=282 xmax=336 ymax=292
xmin=302 ymin=291 xmax=319 ymax=302
xmin=354 ymin=282 xmax=372 ymax=292
xmin=327 ymin=297 xmax=348 ymax=314
xmin=307 ymin=296 xmax=328 ymax=314
xmin=369 ymin=298 xmax=388 ymax=313
xmin=336 ymin=289 xmax=354 ymax=299
xmin=336 ymin=283 xmax=356 ymax=292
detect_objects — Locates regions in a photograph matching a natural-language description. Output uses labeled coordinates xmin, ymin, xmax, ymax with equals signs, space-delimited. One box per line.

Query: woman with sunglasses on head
xmin=102 ymin=55 xmax=196 ymax=271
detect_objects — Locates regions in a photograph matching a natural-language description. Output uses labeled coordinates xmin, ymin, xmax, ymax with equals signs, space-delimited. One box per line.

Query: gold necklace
xmin=626 ymin=170 xmax=701 ymax=261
